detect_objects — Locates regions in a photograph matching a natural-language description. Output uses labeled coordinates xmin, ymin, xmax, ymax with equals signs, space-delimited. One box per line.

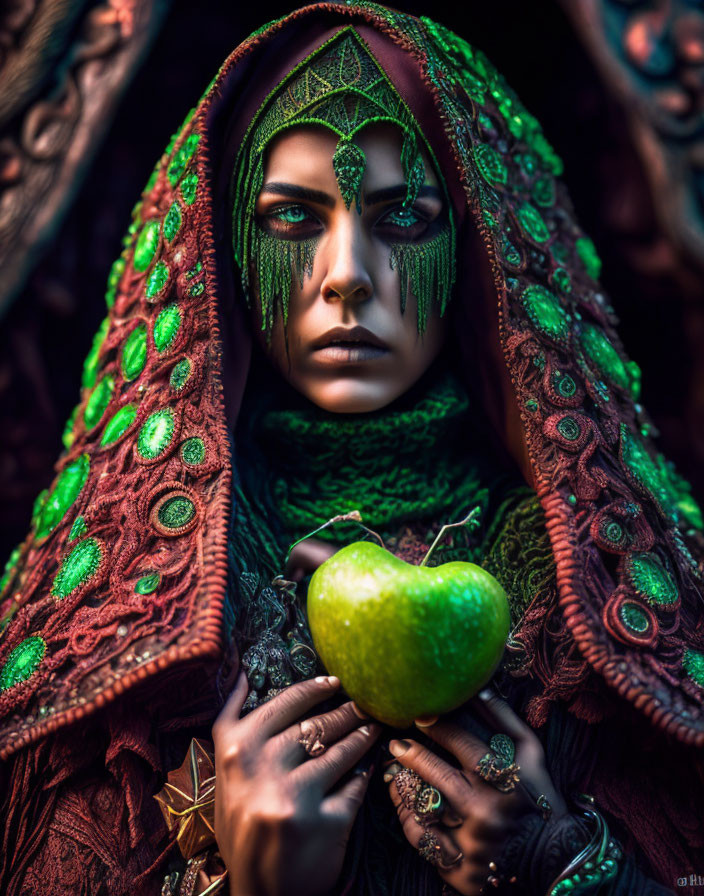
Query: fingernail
xmin=359 ymin=725 xmax=371 ymax=736
xmin=414 ymin=715 xmax=438 ymax=728
xmin=315 ymin=675 xmax=339 ymax=687
xmin=389 ymin=739 xmax=411 ymax=757
xmin=478 ymin=687 xmax=493 ymax=700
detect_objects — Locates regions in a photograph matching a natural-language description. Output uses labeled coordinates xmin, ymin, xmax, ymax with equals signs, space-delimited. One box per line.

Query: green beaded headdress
xmin=231 ymin=26 xmax=456 ymax=342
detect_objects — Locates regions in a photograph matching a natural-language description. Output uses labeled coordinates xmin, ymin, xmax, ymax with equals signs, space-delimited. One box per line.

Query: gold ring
xmin=297 ymin=718 xmax=326 ymax=756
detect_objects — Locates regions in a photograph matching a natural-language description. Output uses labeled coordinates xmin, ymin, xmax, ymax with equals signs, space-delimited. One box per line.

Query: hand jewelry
xmin=297 ymin=717 xmax=327 ymax=756
xmin=474 ymin=732 xmax=521 ymax=792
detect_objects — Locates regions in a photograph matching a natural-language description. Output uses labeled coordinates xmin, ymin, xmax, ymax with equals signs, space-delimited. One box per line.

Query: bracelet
xmin=544 ymin=794 xmax=622 ymax=896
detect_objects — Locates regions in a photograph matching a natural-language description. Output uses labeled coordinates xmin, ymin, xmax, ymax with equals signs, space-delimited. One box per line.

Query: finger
xmin=291 ymin=723 xmax=381 ymax=795
xmin=387 ymin=739 xmax=470 ymax=815
xmin=321 ymin=769 xmax=371 ymax=830
xmin=272 ymin=701 xmax=372 ymax=769
xmin=234 ymin=675 xmax=340 ymax=746
xmin=468 ymin=686 xmax=535 ymax=745
xmin=383 ymin=762 xmax=463 ymax=828
xmin=212 ymin=667 xmax=249 ymax=735
xmin=413 ymin=718 xmax=490 ymax=771
xmin=387 ymin=777 xmax=463 ymax=868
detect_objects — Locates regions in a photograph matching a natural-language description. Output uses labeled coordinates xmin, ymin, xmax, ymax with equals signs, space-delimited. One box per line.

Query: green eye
xmin=274 ymin=206 xmax=309 ymax=224
xmin=384 ymin=207 xmax=422 ymax=228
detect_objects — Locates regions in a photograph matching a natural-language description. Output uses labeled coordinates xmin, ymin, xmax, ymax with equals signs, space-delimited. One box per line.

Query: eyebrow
xmin=363 ymin=184 xmax=443 ymax=205
xmin=260 ymin=182 xmax=336 ymax=208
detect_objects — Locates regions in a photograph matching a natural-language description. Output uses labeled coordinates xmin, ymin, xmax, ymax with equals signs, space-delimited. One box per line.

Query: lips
xmin=312 ymin=325 xmax=389 ymax=350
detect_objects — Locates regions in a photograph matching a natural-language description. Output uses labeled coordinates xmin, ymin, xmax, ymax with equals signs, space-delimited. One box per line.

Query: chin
xmin=302 ymin=378 xmax=405 ymax=414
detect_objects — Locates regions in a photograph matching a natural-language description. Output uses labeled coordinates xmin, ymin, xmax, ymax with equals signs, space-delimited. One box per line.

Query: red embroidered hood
xmin=1 ymin=1 xmax=703 ymax=761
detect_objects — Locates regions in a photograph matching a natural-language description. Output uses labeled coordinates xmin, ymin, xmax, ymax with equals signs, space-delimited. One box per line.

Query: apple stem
xmin=419 ymin=506 xmax=482 ymax=567
xmin=284 ymin=510 xmax=385 ymax=568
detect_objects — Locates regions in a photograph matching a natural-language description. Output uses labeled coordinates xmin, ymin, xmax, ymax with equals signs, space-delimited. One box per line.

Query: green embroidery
xmin=164 ymin=202 xmax=182 ymax=241
xmin=138 ymin=409 xmax=175 ymax=460
xmin=158 ymin=495 xmax=196 ymax=530
xmin=556 ymin=416 xmax=580 ymax=441
xmin=84 ymin=375 xmax=114 ymax=430
xmin=101 ymin=404 xmax=138 ymax=447
xmin=146 ymin=260 xmax=170 ymax=299
xmin=62 ymin=404 xmax=79 ymax=450
xmin=0 ymin=545 xmax=21 ymax=595
xmin=135 ymin=572 xmax=161 ymax=595
xmin=474 ymin=144 xmax=507 ymax=186
xmin=170 ymin=358 xmax=192 ymax=391
xmin=168 ymin=133 xmax=201 ymax=186
xmin=333 ymin=140 xmax=366 ymax=212
xmin=105 ymin=255 xmax=126 ymax=309
xmin=620 ymin=424 xmax=673 ymax=520
xmin=520 ymin=285 xmax=570 ymax=341
xmin=532 ymin=175 xmax=555 ymax=208
xmin=625 ymin=552 xmax=678 ymax=608
xmin=579 ymin=323 xmax=630 ymax=393
xmin=81 ymin=316 xmax=110 ymax=390
xmin=69 ymin=516 xmax=87 ymax=541
xmin=121 ymin=323 xmax=148 ymax=381
xmin=254 ymin=231 xmax=318 ymax=336
xmin=51 ymin=537 xmax=102 ymax=599
xmin=619 ymin=601 xmax=650 ymax=635
xmin=154 ymin=304 xmax=181 ymax=352
xmin=552 ymin=267 xmax=571 ymax=294
xmin=35 ymin=454 xmax=90 ymax=541
xmin=683 ymin=648 xmax=704 ymax=688
xmin=180 ymin=437 xmax=205 ymax=466
xmin=390 ymin=224 xmax=454 ymax=332
xmin=576 ymin=236 xmax=602 ymax=279
xmin=517 ymin=202 xmax=549 ymax=243
xmin=552 ymin=370 xmax=577 ymax=398
xmin=133 ymin=220 xmax=161 ymax=272
xmin=181 ymin=172 xmax=198 ymax=205
xmin=0 ymin=636 xmax=45 ymax=691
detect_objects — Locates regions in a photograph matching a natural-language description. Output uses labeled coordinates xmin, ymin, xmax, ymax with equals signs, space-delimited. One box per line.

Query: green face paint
xmin=231 ymin=27 xmax=456 ymax=342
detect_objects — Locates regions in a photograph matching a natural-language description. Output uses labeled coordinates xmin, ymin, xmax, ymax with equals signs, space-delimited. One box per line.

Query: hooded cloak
xmin=1 ymin=3 xmax=704 ymax=894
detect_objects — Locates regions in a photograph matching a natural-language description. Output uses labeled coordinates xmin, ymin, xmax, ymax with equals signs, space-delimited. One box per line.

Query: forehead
xmin=263 ymin=123 xmax=439 ymax=189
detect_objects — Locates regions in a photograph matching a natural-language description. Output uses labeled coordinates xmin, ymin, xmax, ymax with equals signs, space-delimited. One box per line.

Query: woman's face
xmin=250 ymin=124 xmax=449 ymax=413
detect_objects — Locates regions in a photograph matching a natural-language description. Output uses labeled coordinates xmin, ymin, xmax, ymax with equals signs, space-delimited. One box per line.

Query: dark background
xmin=1 ymin=0 xmax=702 ymax=560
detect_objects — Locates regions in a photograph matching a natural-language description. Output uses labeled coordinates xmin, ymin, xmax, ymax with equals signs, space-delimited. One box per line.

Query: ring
xmin=297 ymin=718 xmax=326 ymax=757
xmin=417 ymin=829 xmax=443 ymax=865
xmin=393 ymin=768 xmax=446 ymax=825
xmin=474 ymin=733 xmax=521 ymax=793
xmin=537 ymin=794 xmax=553 ymax=820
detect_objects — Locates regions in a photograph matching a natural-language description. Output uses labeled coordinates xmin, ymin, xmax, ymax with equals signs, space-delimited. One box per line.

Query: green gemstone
xmin=524 ymin=398 xmax=539 ymax=413
xmin=81 ymin=316 xmax=110 ymax=390
xmin=517 ymin=203 xmax=549 ymax=243
xmin=556 ymin=416 xmax=580 ymax=441
xmin=101 ymin=404 xmax=138 ymax=447
xmin=170 ymin=358 xmax=192 ymax=391
xmin=180 ymin=437 xmax=205 ymax=466
xmin=121 ymin=323 xmax=148 ymax=381
xmin=553 ymin=267 xmax=571 ymax=293
xmin=163 ymin=202 xmax=182 ymax=241
xmin=554 ymin=371 xmax=577 ymax=398
xmin=501 ymin=235 xmax=521 ymax=266
xmin=189 ymin=281 xmax=205 ymax=298
xmin=626 ymin=552 xmax=678 ymax=607
xmin=185 ymin=261 xmax=203 ymax=280
xmin=0 ymin=636 xmax=46 ymax=691
xmin=532 ymin=176 xmax=555 ymax=208
xmin=627 ymin=360 xmax=642 ymax=401
xmin=133 ymin=220 xmax=161 ymax=273
xmin=158 ymin=495 xmax=195 ymax=530
xmin=619 ymin=601 xmax=650 ymax=634
xmin=683 ymin=648 xmax=704 ymax=688
xmin=84 ymin=375 xmax=115 ymax=429
xmin=576 ymin=236 xmax=602 ymax=279
xmin=51 ymin=537 xmax=102 ymax=599
xmin=474 ymin=145 xmax=507 ymax=186
xmin=521 ymin=285 xmax=570 ymax=341
xmin=138 ymin=409 xmax=175 ymax=460
xmin=579 ymin=324 xmax=630 ymax=392
xmin=167 ymin=133 xmax=201 ymax=186
xmin=135 ymin=572 xmax=161 ymax=595
xmin=105 ymin=255 xmax=126 ymax=309
xmin=154 ymin=304 xmax=181 ymax=352
xmin=0 ymin=545 xmax=21 ymax=595
xmin=181 ymin=172 xmax=198 ymax=206
xmin=69 ymin=515 xmax=87 ymax=541
xmin=146 ymin=260 xmax=170 ymax=299
xmin=600 ymin=518 xmax=625 ymax=546
xmin=35 ymin=454 xmax=90 ymax=540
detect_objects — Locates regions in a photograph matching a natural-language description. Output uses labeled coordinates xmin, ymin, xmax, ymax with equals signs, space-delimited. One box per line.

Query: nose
xmin=320 ymin=215 xmax=373 ymax=305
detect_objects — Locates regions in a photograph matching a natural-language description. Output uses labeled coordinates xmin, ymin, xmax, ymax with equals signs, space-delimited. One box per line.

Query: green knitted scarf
xmin=230 ymin=354 xmax=513 ymax=581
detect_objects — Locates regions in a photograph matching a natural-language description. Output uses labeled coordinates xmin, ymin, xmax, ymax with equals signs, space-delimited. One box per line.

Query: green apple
xmin=307 ymin=541 xmax=510 ymax=727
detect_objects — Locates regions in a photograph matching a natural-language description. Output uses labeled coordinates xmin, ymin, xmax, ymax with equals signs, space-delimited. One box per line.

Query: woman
xmin=1 ymin=4 xmax=703 ymax=895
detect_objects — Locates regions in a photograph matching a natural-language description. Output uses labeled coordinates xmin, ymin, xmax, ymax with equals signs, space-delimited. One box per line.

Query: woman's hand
xmin=213 ymin=669 xmax=381 ymax=896
xmin=385 ymin=687 xmax=568 ymax=895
